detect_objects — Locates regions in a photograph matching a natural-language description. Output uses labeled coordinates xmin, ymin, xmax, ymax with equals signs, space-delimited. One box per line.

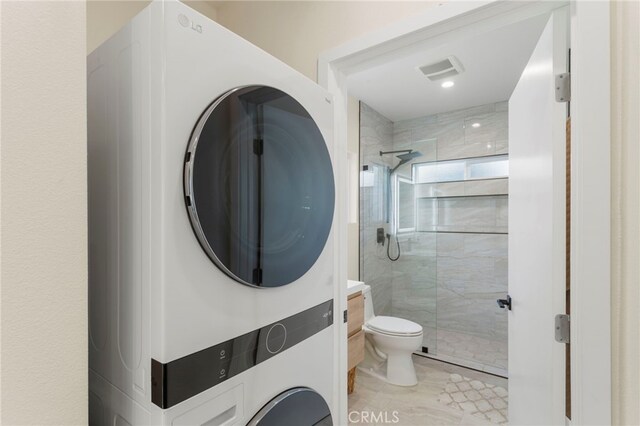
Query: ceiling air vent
xmin=418 ymin=56 xmax=464 ymax=81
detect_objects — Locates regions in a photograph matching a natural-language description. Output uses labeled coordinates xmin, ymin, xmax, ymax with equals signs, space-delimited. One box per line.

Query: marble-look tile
xmin=464 ymin=111 xmax=508 ymax=146
xmin=437 ymin=198 xmax=498 ymax=228
xmin=438 ymin=372 xmax=508 ymax=424
xmin=494 ymin=258 xmax=508 ymax=286
xmin=437 ymin=141 xmax=496 ymax=161
xmin=436 ymin=123 xmax=466 ymax=150
xmin=360 ymin=103 xmax=394 ymax=316
xmin=412 ymin=138 xmax=438 ymax=163
xmin=437 ymin=291 xmax=501 ymax=335
xmin=495 ymin=100 xmax=509 ymax=112
xmin=394 ymin=114 xmax=437 ymax=134
xmin=494 ymin=139 xmax=509 ymax=155
xmin=496 ymin=198 xmax=508 ymax=227
xmin=434 ymin=196 xmax=508 ymax=233
xmin=393 ymin=128 xmax=412 ymax=149
xmin=436 ymin=233 xmax=465 ymax=255
xmin=349 ymin=357 xmax=507 ymax=426
xmin=400 ymin=232 xmax=437 ymax=257
xmin=416 ymin=198 xmax=438 ymax=231
xmin=435 ymin=182 xmax=466 ymax=197
xmin=463 ymin=179 xmax=508 ymax=197
xmin=462 ymin=234 xmax=508 ymax=258
xmin=437 ymin=330 xmax=508 ymax=372
xmin=437 ymin=103 xmax=496 ymax=124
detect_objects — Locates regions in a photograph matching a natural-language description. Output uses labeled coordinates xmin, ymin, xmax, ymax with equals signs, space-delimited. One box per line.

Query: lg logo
xmin=178 ymin=14 xmax=202 ymax=33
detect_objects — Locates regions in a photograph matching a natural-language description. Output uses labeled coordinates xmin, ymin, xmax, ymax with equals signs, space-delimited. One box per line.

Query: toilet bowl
xmin=359 ymin=285 xmax=423 ymax=386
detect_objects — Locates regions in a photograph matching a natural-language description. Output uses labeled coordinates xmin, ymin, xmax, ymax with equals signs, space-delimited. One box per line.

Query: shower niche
xmin=359 ymin=101 xmax=509 ymax=375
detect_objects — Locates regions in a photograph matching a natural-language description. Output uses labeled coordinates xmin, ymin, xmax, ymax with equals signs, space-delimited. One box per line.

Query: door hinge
xmin=555 ymin=314 xmax=570 ymax=343
xmin=343 ymin=310 xmax=348 ymax=323
xmin=555 ymin=72 xmax=571 ymax=102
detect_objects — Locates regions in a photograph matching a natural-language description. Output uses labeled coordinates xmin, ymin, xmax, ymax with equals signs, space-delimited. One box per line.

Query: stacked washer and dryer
xmin=88 ymin=1 xmax=338 ymax=424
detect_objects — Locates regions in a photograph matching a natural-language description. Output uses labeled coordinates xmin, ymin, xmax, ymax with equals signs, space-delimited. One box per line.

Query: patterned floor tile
xmin=437 ymin=373 xmax=508 ymax=424
xmin=348 ymin=356 xmax=508 ymax=425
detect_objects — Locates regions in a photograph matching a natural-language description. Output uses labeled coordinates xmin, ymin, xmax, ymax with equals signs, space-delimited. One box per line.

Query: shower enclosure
xmin=360 ymin=101 xmax=509 ymax=375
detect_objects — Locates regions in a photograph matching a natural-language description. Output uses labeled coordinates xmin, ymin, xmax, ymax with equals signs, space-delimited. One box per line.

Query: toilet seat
xmin=366 ymin=316 xmax=422 ymax=337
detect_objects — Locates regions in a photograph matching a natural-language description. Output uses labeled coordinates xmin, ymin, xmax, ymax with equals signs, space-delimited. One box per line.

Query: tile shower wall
xmin=393 ymin=101 xmax=509 ymax=374
xmin=359 ymin=103 xmax=394 ymax=316
xmin=360 ymin=101 xmax=508 ymax=374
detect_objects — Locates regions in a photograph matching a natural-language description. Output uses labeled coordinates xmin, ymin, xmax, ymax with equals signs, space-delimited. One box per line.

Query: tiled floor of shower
xmin=427 ymin=329 xmax=508 ymax=377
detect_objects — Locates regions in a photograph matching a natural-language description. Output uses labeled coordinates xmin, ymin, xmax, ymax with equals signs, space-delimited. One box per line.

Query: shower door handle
xmin=497 ymin=295 xmax=512 ymax=311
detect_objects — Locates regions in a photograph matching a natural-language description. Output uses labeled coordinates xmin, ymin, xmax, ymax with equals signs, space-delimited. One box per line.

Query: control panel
xmin=151 ymin=299 xmax=334 ymax=409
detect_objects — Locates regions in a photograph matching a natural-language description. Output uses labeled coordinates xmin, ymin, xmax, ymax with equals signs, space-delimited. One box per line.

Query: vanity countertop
xmin=347 ymin=280 xmax=365 ymax=296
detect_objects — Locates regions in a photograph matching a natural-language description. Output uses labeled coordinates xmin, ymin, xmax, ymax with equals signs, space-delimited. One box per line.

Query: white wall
xmin=610 ymin=1 xmax=640 ymax=424
xmin=87 ymin=0 xmax=218 ymax=53
xmin=214 ymin=1 xmax=434 ymax=82
xmin=0 ymin=1 xmax=87 ymax=424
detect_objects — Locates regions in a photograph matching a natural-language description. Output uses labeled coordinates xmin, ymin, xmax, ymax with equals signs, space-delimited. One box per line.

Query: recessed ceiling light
xmin=472 ymin=122 xmax=481 ymax=128
xmin=441 ymin=81 xmax=455 ymax=88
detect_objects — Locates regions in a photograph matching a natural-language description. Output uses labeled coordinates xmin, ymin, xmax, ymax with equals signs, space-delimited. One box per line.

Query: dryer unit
xmin=87 ymin=1 xmax=337 ymax=424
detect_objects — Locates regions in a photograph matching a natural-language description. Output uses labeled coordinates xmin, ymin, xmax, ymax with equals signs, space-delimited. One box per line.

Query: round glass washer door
xmin=184 ymin=86 xmax=335 ymax=288
xmin=247 ymin=387 xmax=332 ymax=426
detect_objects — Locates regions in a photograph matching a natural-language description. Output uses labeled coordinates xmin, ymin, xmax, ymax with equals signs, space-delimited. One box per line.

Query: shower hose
xmin=386 ymin=233 xmax=400 ymax=261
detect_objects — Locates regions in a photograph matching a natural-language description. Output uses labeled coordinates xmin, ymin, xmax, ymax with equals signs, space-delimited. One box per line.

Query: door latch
xmin=497 ymin=295 xmax=512 ymax=311
xmin=555 ymin=314 xmax=570 ymax=343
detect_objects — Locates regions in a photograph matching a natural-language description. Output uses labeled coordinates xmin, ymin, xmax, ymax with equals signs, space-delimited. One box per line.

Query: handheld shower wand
xmin=378 ymin=150 xmax=423 ymax=262
xmin=386 ymin=233 xmax=400 ymax=261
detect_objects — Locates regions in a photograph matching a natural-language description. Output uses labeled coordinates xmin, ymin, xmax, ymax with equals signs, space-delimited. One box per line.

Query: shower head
xmin=396 ymin=151 xmax=423 ymax=162
xmin=378 ymin=149 xmax=424 ymax=225
xmin=382 ymin=150 xmax=423 ymax=174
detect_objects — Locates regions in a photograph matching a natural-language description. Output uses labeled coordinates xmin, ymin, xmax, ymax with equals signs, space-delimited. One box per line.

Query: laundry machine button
xmin=265 ymin=323 xmax=286 ymax=354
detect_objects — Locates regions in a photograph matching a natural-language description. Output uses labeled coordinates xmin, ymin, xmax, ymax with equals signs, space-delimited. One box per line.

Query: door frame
xmin=318 ymin=1 xmax=610 ymax=425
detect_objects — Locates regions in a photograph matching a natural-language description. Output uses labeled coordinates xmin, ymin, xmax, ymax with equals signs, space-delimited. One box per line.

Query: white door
xmin=508 ymin=7 xmax=568 ymax=425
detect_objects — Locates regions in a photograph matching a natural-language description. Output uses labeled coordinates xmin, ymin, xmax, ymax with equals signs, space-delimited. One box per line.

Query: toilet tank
xmin=362 ymin=285 xmax=374 ymax=321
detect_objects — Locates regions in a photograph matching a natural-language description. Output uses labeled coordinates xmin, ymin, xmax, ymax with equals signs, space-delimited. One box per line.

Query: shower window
xmin=414 ymin=154 xmax=509 ymax=184
xmin=395 ymin=177 xmax=415 ymax=233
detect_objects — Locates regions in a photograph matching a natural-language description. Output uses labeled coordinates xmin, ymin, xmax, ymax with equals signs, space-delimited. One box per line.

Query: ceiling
xmin=346 ymin=14 xmax=550 ymax=121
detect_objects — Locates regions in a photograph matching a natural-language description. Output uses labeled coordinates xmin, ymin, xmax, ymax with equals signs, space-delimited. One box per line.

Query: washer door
xmin=248 ymin=387 xmax=332 ymax=426
xmin=184 ymin=86 xmax=335 ymax=288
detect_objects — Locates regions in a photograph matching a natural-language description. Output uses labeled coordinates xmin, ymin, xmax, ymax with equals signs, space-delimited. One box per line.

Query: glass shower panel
xmin=434 ymin=204 xmax=508 ymax=372
xmin=360 ymin=101 xmax=509 ymax=374
xmin=359 ymin=163 xmax=391 ymax=316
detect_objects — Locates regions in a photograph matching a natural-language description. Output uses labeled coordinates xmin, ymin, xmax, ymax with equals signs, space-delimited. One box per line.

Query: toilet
xmin=359 ymin=285 xmax=423 ymax=386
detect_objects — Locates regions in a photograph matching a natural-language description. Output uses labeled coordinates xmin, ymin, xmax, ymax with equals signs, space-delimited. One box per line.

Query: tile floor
xmin=433 ymin=329 xmax=508 ymax=376
xmin=348 ymin=356 xmax=508 ymax=425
